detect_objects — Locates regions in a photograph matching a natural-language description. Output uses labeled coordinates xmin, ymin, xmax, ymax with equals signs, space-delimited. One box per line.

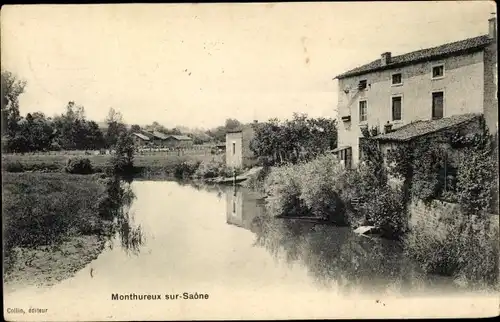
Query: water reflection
xmin=226 ymin=185 xmax=265 ymax=232
xmin=224 ymin=185 xmax=459 ymax=296
xmin=104 ymin=178 xmax=145 ymax=255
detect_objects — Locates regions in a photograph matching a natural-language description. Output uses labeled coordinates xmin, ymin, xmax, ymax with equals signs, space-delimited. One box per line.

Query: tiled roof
xmin=168 ymin=135 xmax=192 ymax=141
xmin=372 ymin=113 xmax=482 ymax=142
xmin=132 ymin=132 xmax=150 ymax=140
xmin=152 ymin=130 xmax=169 ymax=140
xmin=335 ymin=35 xmax=492 ymax=79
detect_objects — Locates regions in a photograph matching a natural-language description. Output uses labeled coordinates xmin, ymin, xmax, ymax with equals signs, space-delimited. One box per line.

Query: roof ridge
xmin=390 ymin=34 xmax=489 ymax=61
xmin=335 ymin=34 xmax=492 ymax=79
xmin=373 ymin=114 xmax=481 ymax=142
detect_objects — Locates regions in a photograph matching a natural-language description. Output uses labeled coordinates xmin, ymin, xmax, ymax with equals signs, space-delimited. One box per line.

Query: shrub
xmin=65 ymin=157 xmax=94 ymax=174
xmin=456 ymin=146 xmax=496 ymax=214
xmin=404 ymin=214 xmax=499 ymax=288
xmin=245 ymin=165 xmax=271 ymax=192
xmin=173 ymin=160 xmax=201 ymax=179
xmin=263 ymin=153 xmax=405 ymax=235
xmin=193 ymin=159 xmax=226 ymax=179
xmin=299 ymin=154 xmax=346 ymax=222
xmin=264 ymin=163 xmax=308 ymax=218
xmin=336 ymin=163 xmax=396 ymax=227
xmin=359 ymin=185 xmax=406 ymax=238
xmin=264 ymin=155 xmax=347 ymax=222
xmin=3 ymin=161 xmax=24 ymax=172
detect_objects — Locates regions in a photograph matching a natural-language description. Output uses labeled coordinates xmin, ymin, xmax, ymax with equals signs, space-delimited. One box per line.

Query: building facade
xmin=131 ymin=132 xmax=151 ymax=147
xmin=163 ymin=135 xmax=194 ymax=148
xmin=225 ymin=124 xmax=257 ymax=169
xmin=334 ymin=18 xmax=497 ymax=168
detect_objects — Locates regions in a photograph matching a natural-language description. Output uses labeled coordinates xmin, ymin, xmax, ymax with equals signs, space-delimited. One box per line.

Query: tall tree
xmin=130 ymin=124 xmax=141 ymax=133
xmin=1 ymin=70 xmax=27 ymax=136
xmin=225 ymin=118 xmax=242 ymax=130
xmin=250 ymin=115 xmax=338 ymax=165
xmin=105 ymin=107 xmax=127 ymax=148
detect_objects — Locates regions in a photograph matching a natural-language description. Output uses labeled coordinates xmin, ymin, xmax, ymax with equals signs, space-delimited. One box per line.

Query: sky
xmin=1 ymin=2 xmax=496 ymax=129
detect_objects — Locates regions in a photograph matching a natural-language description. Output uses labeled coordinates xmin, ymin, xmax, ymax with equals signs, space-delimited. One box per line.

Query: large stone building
xmin=334 ymin=18 xmax=497 ymax=168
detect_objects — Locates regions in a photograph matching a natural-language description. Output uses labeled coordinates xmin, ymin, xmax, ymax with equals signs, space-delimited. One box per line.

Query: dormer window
xmin=358 ymin=80 xmax=367 ymax=90
xmin=432 ymin=64 xmax=445 ymax=79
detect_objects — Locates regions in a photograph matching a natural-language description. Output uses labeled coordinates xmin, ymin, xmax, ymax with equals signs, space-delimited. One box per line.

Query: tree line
xmin=1 ymin=70 xmax=135 ymax=152
xmin=3 ymin=69 xmax=326 ymax=154
xmin=250 ymin=113 xmax=337 ymax=165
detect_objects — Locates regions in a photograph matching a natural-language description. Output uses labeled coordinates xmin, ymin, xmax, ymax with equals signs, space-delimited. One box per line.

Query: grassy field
xmin=2 ymin=172 xmax=106 ymax=250
xmin=2 ymin=172 xmax=116 ymax=288
xmin=1 ymin=151 xmax=222 ymax=175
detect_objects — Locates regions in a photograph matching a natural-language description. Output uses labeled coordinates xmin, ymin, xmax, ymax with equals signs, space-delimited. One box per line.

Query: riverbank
xmin=3 ymin=235 xmax=106 ymax=292
xmin=249 ymin=154 xmax=499 ymax=290
xmin=2 ymin=171 xmax=120 ymax=290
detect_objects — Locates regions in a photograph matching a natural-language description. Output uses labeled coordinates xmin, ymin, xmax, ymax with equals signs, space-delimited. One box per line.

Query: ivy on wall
xmin=359 ymin=125 xmax=387 ymax=187
xmin=387 ymin=115 xmax=497 ymax=215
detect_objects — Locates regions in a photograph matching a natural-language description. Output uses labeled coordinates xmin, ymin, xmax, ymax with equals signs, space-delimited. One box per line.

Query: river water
xmin=4 ymin=180 xmax=499 ymax=320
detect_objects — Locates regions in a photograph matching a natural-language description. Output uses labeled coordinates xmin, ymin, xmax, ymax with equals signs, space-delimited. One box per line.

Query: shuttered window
xmin=432 ymin=91 xmax=444 ymax=119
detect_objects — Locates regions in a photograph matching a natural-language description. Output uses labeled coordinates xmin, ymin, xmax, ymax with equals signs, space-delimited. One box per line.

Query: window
xmin=232 ymin=142 xmax=236 ymax=155
xmin=232 ymin=200 xmax=236 ymax=214
xmin=359 ymin=100 xmax=368 ymax=122
xmin=358 ymin=79 xmax=367 ymax=90
xmin=392 ymin=96 xmax=402 ymax=121
xmin=391 ymin=73 xmax=402 ymax=85
xmin=432 ymin=91 xmax=444 ymax=119
xmin=338 ymin=147 xmax=352 ymax=169
xmin=432 ymin=65 xmax=444 ymax=79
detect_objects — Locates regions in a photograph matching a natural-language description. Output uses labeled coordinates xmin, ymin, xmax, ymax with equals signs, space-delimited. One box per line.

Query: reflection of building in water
xmin=226 ymin=186 xmax=265 ymax=232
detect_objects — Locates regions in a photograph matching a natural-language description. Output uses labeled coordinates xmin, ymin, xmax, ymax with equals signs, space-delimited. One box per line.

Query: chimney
xmin=384 ymin=121 xmax=393 ymax=134
xmin=381 ymin=52 xmax=391 ymax=66
xmin=488 ymin=17 xmax=497 ymax=40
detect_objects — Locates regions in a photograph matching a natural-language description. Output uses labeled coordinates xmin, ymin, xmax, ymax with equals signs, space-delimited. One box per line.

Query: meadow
xmin=2 ymin=172 xmax=108 ymax=281
xmin=1 ymin=149 xmax=220 ymax=175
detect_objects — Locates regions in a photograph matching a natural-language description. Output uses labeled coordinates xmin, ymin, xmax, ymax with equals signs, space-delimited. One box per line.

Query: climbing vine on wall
xmin=387 ymin=115 xmax=496 ymax=214
xmin=359 ymin=125 xmax=387 ymax=187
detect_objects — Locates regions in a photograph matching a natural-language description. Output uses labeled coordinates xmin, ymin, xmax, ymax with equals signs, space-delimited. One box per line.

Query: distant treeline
xmin=1 ymin=70 xmax=247 ymax=153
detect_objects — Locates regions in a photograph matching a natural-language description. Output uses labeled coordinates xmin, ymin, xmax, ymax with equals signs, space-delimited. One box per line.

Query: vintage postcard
xmin=2 ymin=2 xmax=499 ymax=321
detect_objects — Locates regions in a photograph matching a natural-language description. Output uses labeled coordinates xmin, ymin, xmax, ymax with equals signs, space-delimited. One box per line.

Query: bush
xmin=359 ymin=185 xmax=406 ymax=238
xmin=193 ymin=159 xmax=226 ymax=179
xmin=264 ymin=163 xmax=308 ymax=218
xmin=245 ymin=165 xmax=271 ymax=192
xmin=299 ymin=155 xmax=346 ymax=222
xmin=173 ymin=160 xmax=201 ymax=179
xmin=108 ymin=154 xmax=134 ymax=174
xmin=264 ymin=155 xmax=347 ymax=222
xmin=65 ymin=157 xmax=94 ymax=174
xmin=3 ymin=161 xmax=24 ymax=172
xmin=263 ymin=153 xmax=405 ymax=234
xmin=405 ymin=214 xmax=499 ymax=288
xmin=456 ymin=147 xmax=496 ymax=214
xmin=336 ymin=162 xmax=406 ymax=236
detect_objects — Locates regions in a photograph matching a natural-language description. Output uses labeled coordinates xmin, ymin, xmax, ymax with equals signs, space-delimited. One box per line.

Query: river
xmin=4 ymin=179 xmax=498 ymax=320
